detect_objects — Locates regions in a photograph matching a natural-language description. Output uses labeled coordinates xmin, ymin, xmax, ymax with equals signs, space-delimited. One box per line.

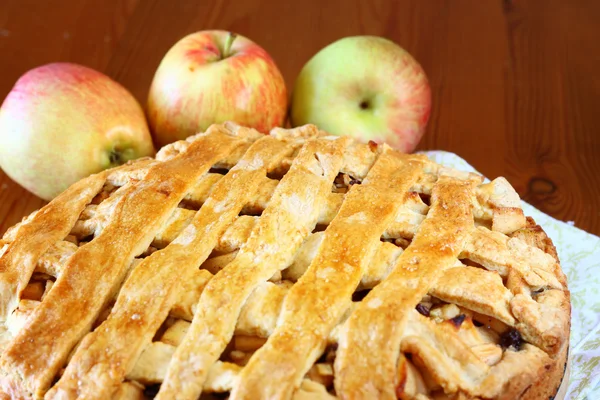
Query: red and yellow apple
xmin=0 ymin=63 xmax=155 ymax=200
xmin=147 ymin=30 xmax=287 ymax=147
xmin=291 ymin=36 xmax=431 ymax=153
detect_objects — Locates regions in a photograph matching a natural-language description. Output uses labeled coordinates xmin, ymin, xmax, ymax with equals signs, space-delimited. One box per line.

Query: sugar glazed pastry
xmin=0 ymin=123 xmax=570 ymax=399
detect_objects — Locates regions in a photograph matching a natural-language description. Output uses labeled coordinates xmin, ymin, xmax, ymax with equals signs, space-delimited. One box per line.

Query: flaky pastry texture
xmin=0 ymin=123 xmax=569 ymax=400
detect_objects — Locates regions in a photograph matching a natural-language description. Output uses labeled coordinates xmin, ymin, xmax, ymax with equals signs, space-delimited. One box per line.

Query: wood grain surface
xmin=0 ymin=0 xmax=599 ymax=235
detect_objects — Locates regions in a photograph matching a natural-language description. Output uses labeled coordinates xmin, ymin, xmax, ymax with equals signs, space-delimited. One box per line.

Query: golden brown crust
xmin=0 ymin=172 xmax=108 ymax=322
xmin=156 ymin=134 xmax=350 ymax=400
xmin=521 ymin=345 xmax=568 ymax=400
xmin=1 ymin=126 xmax=246 ymax=398
xmin=46 ymin=135 xmax=293 ymax=399
xmin=335 ymin=177 xmax=477 ymax=399
xmin=0 ymin=123 xmax=570 ymax=400
xmin=510 ymin=217 xmax=570 ymax=400
xmin=234 ymin=151 xmax=427 ymax=399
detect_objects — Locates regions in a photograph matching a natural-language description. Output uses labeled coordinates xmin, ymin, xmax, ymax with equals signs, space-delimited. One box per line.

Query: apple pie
xmin=0 ymin=123 xmax=570 ymax=399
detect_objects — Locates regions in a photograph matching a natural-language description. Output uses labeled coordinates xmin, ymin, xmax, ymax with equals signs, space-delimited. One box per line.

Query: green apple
xmin=147 ymin=30 xmax=288 ymax=147
xmin=291 ymin=36 xmax=431 ymax=152
xmin=0 ymin=63 xmax=155 ymax=200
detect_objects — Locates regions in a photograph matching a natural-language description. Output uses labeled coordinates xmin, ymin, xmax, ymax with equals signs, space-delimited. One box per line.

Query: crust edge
xmin=511 ymin=217 xmax=571 ymax=400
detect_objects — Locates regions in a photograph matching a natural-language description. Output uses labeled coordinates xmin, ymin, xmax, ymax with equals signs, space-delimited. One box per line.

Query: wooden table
xmin=1 ymin=0 xmax=599 ymax=236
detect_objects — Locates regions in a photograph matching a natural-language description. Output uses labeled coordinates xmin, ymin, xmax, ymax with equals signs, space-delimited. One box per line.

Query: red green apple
xmin=148 ymin=30 xmax=287 ymax=147
xmin=291 ymin=36 xmax=431 ymax=153
xmin=0 ymin=63 xmax=155 ymax=200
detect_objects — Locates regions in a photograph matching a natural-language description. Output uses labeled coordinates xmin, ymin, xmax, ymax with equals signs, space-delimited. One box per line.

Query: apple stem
xmin=109 ymin=151 xmax=122 ymax=165
xmin=222 ymin=32 xmax=237 ymax=59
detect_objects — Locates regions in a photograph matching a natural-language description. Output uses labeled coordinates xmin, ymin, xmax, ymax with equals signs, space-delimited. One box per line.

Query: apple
xmin=291 ymin=36 xmax=431 ymax=153
xmin=147 ymin=30 xmax=287 ymax=147
xmin=0 ymin=63 xmax=155 ymax=200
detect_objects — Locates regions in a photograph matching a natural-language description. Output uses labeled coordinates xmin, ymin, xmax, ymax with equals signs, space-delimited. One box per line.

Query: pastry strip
xmin=334 ymin=176 xmax=475 ymax=399
xmin=156 ymin=135 xmax=349 ymax=400
xmin=0 ymin=172 xmax=107 ymax=320
xmin=0 ymin=126 xmax=241 ymax=398
xmin=103 ymin=176 xmax=514 ymax=252
xmin=232 ymin=151 xmax=424 ymax=399
xmin=46 ymin=136 xmax=290 ymax=399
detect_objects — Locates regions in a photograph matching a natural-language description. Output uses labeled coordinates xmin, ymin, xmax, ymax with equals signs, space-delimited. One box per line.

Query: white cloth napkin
xmin=423 ymin=151 xmax=600 ymax=400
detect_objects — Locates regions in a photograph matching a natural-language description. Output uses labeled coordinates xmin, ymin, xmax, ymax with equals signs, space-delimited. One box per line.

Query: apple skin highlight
xmin=148 ymin=30 xmax=288 ymax=147
xmin=0 ymin=63 xmax=155 ymax=200
xmin=291 ymin=36 xmax=431 ymax=153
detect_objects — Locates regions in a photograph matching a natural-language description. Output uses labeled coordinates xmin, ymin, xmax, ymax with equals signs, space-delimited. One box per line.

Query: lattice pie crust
xmin=0 ymin=123 xmax=570 ymax=399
